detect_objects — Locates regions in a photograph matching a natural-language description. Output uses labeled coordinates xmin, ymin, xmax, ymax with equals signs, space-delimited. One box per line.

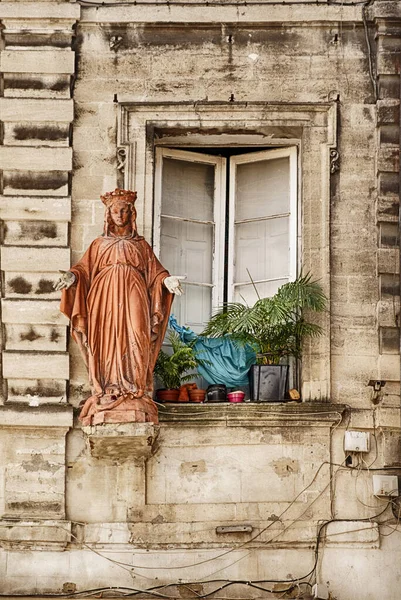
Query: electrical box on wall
xmin=372 ymin=475 xmax=399 ymax=497
xmin=344 ymin=430 xmax=370 ymax=453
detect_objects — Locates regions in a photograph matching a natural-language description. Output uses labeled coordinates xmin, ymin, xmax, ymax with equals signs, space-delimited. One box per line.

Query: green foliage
xmin=154 ymin=330 xmax=201 ymax=390
xmin=202 ymin=273 xmax=327 ymax=365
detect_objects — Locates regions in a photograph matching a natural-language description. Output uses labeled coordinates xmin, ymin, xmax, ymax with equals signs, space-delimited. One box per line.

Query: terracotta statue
xmin=55 ymin=189 xmax=183 ymax=426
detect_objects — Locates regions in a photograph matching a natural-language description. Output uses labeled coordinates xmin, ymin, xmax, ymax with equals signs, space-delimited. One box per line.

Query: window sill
xmin=158 ymin=401 xmax=346 ymax=427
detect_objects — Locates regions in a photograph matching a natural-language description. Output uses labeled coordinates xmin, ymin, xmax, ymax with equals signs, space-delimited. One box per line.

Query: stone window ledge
xmin=158 ymin=402 xmax=346 ymax=427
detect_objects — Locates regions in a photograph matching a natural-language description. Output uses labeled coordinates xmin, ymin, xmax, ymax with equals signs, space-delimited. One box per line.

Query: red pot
xmin=156 ymin=389 xmax=179 ymax=402
xmin=189 ymin=389 xmax=206 ymax=403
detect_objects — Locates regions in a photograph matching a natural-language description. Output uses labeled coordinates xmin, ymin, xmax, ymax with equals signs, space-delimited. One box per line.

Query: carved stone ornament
xmin=116 ymin=146 xmax=127 ymax=173
xmin=330 ymin=148 xmax=340 ymax=174
xmin=60 ymin=189 xmax=174 ymax=427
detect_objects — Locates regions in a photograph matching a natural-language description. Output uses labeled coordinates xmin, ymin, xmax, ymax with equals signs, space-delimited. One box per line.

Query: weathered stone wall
xmin=0 ymin=1 xmax=400 ymax=599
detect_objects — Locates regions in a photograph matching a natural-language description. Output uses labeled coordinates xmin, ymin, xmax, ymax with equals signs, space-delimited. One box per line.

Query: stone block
xmin=378 ymin=248 xmax=400 ymax=274
xmin=377 ymin=51 xmax=400 ymax=76
xmin=0 ymin=98 xmax=73 ymax=122
xmin=379 ymin=124 xmax=400 ymax=146
xmin=1 ymin=299 xmax=68 ymax=325
xmin=377 ymin=299 xmax=400 ymax=328
xmin=378 ymin=74 xmax=400 ymax=100
xmin=0 ymin=50 xmax=75 ymax=74
xmin=3 ymin=351 xmax=69 ymax=380
xmin=3 ymin=170 xmax=69 ymax=197
xmin=82 ymin=423 xmax=160 ymax=462
xmin=380 ymin=274 xmax=400 ymax=300
xmin=4 ymin=272 xmax=60 ymax=299
xmin=5 ymin=324 xmax=66 ymax=352
xmin=380 ymin=222 xmax=399 ymax=248
xmin=3 ymin=73 xmax=71 ymax=99
xmin=0 ymin=404 xmax=72 ymax=428
xmin=379 ymin=327 xmax=400 ymax=355
xmin=378 ymin=171 xmax=399 ymax=197
xmin=377 ymin=99 xmax=400 ymax=125
xmin=377 ymin=146 xmax=400 ymax=172
xmin=0 ymin=147 xmax=72 ymax=172
xmin=0 ymin=196 xmax=71 ymax=222
xmin=381 ymin=429 xmax=401 ymax=467
xmin=377 ymin=196 xmax=399 ymax=222
xmin=3 ymin=122 xmax=70 ymax=147
xmin=7 ymin=378 xmax=67 ymax=403
xmin=3 ymin=220 xmax=68 ymax=246
xmin=1 ymin=246 xmax=70 ymax=272
xmin=378 ymin=354 xmax=400 ymax=380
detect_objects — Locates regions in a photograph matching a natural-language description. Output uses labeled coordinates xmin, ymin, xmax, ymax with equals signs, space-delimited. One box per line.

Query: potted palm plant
xmin=202 ymin=274 xmax=327 ymax=401
xmin=154 ymin=330 xmax=203 ymax=402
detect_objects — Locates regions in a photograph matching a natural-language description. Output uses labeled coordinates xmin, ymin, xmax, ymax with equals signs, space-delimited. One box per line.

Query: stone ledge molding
xmin=0 ymin=519 xmax=71 ymax=551
xmin=80 ymin=4 xmax=361 ymax=24
xmin=372 ymin=2 xmax=401 ymax=20
xmin=0 ymin=404 xmax=73 ymax=428
xmin=158 ymin=403 xmax=347 ymax=427
xmin=0 ymin=3 xmax=80 ymax=20
xmin=75 ymin=519 xmax=379 ymax=550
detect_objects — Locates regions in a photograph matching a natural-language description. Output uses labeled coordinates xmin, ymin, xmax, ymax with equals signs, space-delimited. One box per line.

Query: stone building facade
xmin=0 ymin=0 xmax=400 ymax=598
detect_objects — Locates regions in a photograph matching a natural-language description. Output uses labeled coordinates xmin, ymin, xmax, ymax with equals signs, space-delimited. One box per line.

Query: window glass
xmin=162 ymin=158 xmax=214 ymax=221
xmin=235 ymin=157 xmax=290 ymax=220
xmin=234 ymin=216 xmax=289 ymax=286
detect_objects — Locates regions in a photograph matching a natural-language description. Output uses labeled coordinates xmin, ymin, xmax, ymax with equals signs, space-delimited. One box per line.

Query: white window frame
xmin=154 ymin=147 xmax=227 ymax=310
xmin=228 ymin=147 xmax=298 ymax=302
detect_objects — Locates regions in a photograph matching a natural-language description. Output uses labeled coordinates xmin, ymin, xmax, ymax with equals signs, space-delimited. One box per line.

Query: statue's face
xmin=110 ymin=202 xmax=132 ymax=227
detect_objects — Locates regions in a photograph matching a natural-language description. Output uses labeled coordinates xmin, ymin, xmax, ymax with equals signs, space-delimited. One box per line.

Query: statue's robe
xmin=60 ymin=233 xmax=173 ymax=425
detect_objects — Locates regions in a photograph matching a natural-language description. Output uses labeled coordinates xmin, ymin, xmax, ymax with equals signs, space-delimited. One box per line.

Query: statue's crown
xmin=101 ymin=188 xmax=137 ymax=208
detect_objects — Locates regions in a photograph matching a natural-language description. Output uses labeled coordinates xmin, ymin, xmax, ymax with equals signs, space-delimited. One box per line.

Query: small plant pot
xmin=189 ymin=389 xmax=206 ymax=403
xmin=227 ymin=391 xmax=245 ymax=403
xmin=156 ymin=388 xmax=179 ymax=402
xmin=206 ymin=384 xmax=227 ymax=402
xmin=249 ymin=364 xmax=289 ymax=402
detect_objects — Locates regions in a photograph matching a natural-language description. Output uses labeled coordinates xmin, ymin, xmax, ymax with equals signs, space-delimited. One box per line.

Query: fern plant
xmin=202 ymin=273 xmax=327 ymax=365
xmin=154 ymin=330 xmax=201 ymax=389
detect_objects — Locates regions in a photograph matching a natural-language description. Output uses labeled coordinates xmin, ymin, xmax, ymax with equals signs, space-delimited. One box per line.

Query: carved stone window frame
xmin=117 ymin=101 xmax=337 ymax=401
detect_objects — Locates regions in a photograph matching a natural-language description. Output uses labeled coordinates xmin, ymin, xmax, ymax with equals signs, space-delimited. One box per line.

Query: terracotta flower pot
xmin=156 ymin=389 xmax=179 ymax=402
xmin=189 ymin=389 xmax=206 ymax=403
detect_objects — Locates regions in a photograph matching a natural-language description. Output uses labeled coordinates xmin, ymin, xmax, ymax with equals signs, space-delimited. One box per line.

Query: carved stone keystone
xmin=82 ymin=422 xmax=160 ymax=462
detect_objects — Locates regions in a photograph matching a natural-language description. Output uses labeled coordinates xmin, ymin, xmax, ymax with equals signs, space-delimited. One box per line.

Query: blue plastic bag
xmin=168 ymin=315 xmax=256 ymax=387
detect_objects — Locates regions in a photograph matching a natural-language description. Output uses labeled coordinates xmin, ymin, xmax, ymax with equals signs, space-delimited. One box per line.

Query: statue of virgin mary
xmin=56 ymin=189 xmax=183 ymax=426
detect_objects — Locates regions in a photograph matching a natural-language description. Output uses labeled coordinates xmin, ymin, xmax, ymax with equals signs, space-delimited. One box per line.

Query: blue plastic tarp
xmin=168 ymin=315 xmax=256 ymax=387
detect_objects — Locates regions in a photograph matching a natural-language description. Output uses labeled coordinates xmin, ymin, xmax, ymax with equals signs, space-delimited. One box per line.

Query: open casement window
xmin=228 ymin=147 xmax=298 ymax=305
xmin=154 ymin=146 xmax=298 ymax=333
xmin=154 ymin=148 xmax=226 ymax=333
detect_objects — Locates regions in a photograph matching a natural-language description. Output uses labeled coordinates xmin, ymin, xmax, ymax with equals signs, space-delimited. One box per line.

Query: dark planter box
xmin=249 ymin=364 xmax=289 ymax=402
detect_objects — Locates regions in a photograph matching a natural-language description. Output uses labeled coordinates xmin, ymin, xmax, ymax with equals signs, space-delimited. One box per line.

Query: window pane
xmin=234 ymin=279 xmax=289 ymax=305
xmin=160 ymin=217 xmax=213 ymax=284
xmin=234 ymin=216 xmax=289 ymax=286
xmin=162 ymin=158 xmax=214 ymax=221
xmin=172 ymin=285 xmax=212 ymax=333
xmin=235 ymin=156 xmax=290 ymax=221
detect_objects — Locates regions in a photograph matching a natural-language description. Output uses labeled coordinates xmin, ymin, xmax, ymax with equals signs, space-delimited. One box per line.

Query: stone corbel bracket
xmin=82 ymin=422 xmax=160 ymax=462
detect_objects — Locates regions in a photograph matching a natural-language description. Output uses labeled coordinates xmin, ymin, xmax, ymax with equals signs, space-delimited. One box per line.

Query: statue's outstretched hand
xmin=54 ymin=270 xmax=76 ymax=291
xmin=164 ymin=275 xmax=186 ymax=296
